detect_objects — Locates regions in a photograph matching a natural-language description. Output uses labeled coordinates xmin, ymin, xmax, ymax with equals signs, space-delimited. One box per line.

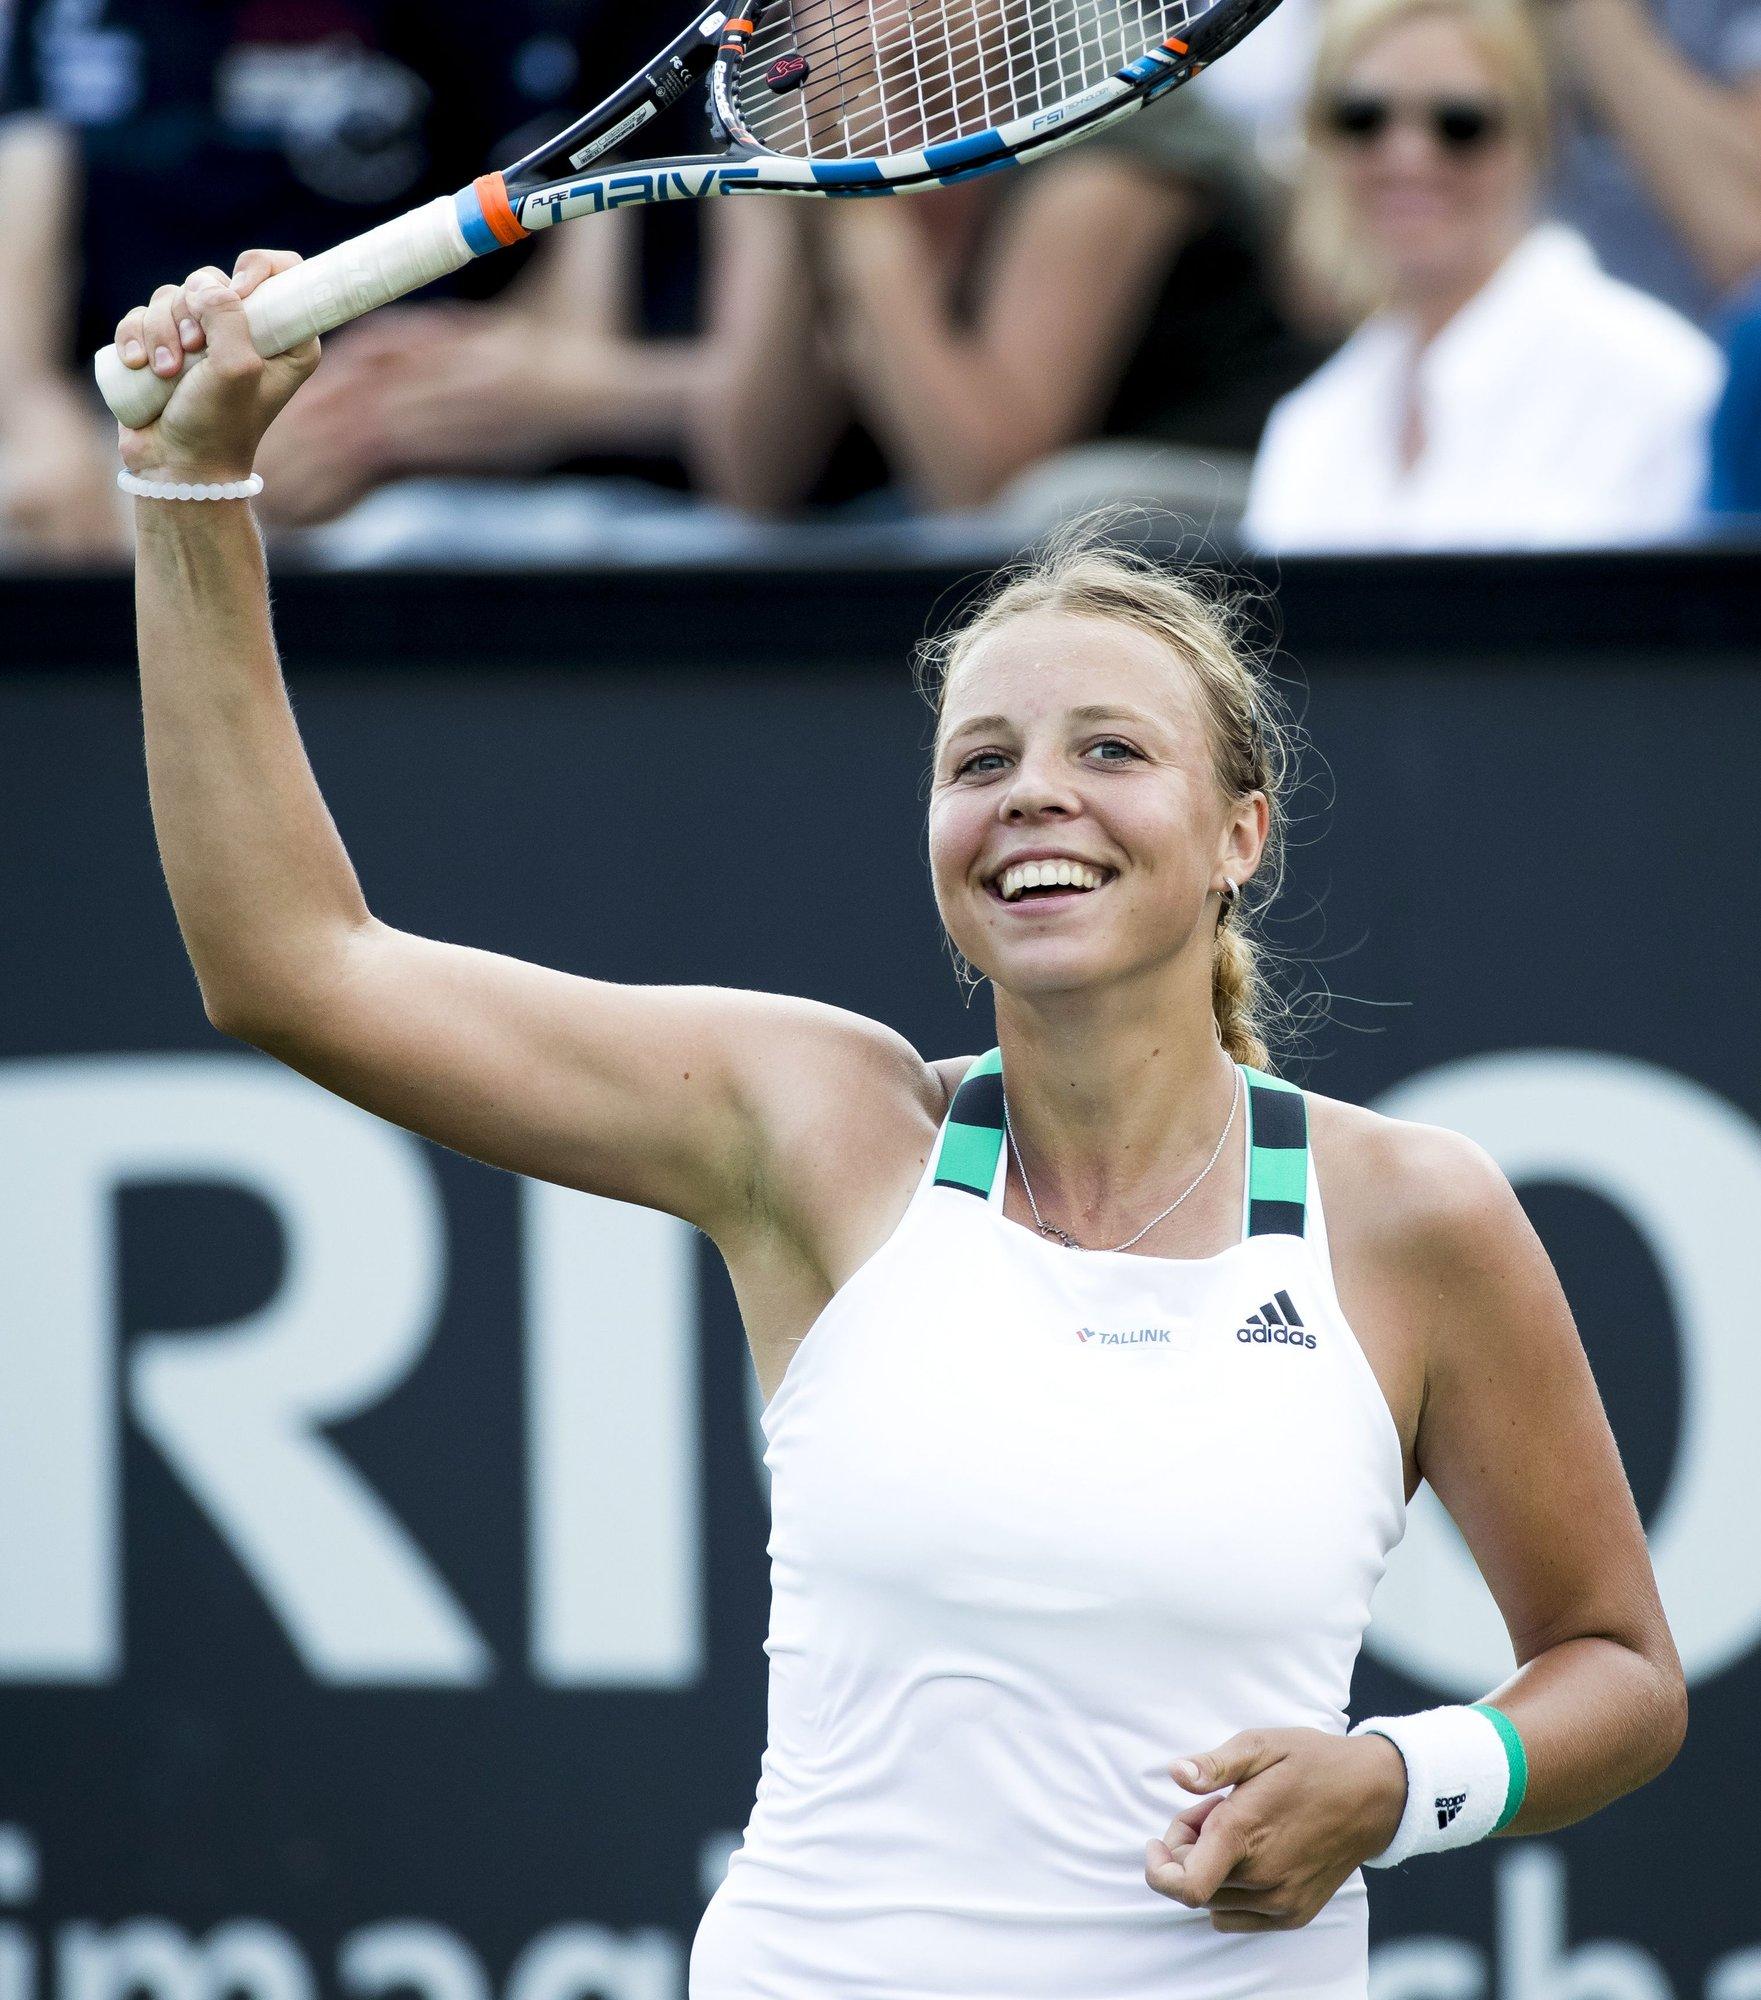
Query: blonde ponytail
xmin=1212 ymin=917 xmax=1269 ymax=1070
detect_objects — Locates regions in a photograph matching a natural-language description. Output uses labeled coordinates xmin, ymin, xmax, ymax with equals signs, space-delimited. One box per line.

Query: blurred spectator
xmin=1542 ymin=0 xmax=1761 ymax=323
xmin=250 ymin=203 xmax=711 ymax=528
xmin=1707 ymin=272 xmax=1761 ymax=509
xmin=0 ymin=0 xmax=708 ymax=556
xmin=1243 ymin=0 xmax=1725 ymax=552
xmin=0 ymin=115 xmax=116 ymax=557
xmin=693 ymin=89 xmax=1326 ymax=520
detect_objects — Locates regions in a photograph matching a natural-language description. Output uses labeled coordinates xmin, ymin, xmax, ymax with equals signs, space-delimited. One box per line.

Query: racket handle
xmin=93 ymin=194 xmax=477 ymax=428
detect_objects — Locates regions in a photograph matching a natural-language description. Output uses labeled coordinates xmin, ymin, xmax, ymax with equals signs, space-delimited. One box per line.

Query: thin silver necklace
xmin=1001 ymin=1063 xmax=1242 ymax=1253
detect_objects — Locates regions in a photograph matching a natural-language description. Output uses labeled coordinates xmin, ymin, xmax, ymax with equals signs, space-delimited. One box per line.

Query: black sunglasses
xmin=1324 ymin=93 xmax=1509 ymax=151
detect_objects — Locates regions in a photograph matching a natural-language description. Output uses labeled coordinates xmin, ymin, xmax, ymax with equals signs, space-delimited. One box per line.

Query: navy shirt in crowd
xmin=0 ymin=0 xmax=695 ymax=364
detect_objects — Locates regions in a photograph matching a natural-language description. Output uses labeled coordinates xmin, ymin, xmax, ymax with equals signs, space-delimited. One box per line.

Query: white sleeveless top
xmin=691 ymin=1053 xmax=1409 ymax=2000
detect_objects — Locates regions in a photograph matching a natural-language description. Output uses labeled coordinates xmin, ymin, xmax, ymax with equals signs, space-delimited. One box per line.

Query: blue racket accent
xmin=809 ymin=158 xmax=890 ymax=187
xmin=453 ymin=186 xmax=501 ymax=257
xmin=922 ymin=129 xmax=1007 ymax=173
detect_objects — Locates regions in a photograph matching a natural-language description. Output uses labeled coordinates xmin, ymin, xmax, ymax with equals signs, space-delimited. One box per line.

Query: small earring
xmin=1220 ymin=880 xmax=1239 ymax=905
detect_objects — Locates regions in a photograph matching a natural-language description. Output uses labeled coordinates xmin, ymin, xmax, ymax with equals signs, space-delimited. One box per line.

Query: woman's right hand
xmin=112 ymin=250 xmax=321 ymax=483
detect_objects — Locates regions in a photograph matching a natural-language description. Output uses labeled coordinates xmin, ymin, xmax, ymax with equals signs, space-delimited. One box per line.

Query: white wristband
xmin=1348 ymin=1702 xmax=1528 ymax=1866
xmin=118 ymin=470 xmax=264 ymax=502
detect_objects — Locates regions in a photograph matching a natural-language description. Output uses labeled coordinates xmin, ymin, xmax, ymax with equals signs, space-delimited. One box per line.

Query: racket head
xmin=94 ymin=0 xmax=1284 ymax=424
xmin=713 ymin=0 xmax=1278 ymax=176
xmin=495 ymin=0 xmax=1287 ymax=236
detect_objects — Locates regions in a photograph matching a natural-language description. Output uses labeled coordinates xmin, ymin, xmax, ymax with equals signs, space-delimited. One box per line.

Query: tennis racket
xmin=94 ymin=0 xmax=1285 ymax=427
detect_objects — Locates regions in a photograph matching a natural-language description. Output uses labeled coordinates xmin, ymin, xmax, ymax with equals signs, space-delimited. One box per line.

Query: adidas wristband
xmin=1348 ymin=1703 xmax=1527 ymax=1866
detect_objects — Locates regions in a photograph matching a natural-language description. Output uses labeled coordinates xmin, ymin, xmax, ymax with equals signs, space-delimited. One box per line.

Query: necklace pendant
xmin=1037 ymin=1221 xmax=1083 ymax=1249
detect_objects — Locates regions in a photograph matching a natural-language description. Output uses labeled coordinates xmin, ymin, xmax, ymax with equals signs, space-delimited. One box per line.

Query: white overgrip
xmin=94 ymin=194 xmax=477 ymax=428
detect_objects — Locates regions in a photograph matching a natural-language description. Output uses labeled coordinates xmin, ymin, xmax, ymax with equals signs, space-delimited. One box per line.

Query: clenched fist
xmin=112 ymin=250 xmax=321 ymax=483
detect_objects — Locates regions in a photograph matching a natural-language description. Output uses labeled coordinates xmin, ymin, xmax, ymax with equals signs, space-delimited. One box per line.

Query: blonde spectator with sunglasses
xmin=1241 ymin=0 xmax=1725 ymax=552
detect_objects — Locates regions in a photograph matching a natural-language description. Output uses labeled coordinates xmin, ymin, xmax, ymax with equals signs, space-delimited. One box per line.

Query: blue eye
xmin=954 ymin=738 xmax=1140 ymax=778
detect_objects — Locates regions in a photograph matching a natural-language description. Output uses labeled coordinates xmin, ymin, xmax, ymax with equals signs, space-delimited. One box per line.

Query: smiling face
xmin=1322 ymin=9 xmax=1535 ymax=306
xmin=928 ymin=610 xmax=1266 ymax=1001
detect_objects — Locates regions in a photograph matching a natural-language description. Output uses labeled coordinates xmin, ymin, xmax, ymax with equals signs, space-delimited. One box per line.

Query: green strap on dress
xmin=933 ymin=1049 xmax=1309 ymax=1239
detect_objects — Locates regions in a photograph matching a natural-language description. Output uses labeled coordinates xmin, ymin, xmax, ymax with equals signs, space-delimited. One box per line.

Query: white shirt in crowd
xmin=1241 ymin=223 xmax=1726 ymax=553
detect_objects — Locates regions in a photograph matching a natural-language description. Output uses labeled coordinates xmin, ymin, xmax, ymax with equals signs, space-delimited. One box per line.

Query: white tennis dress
xmin=690 ymin=1052 xmax=1409 ymax=1999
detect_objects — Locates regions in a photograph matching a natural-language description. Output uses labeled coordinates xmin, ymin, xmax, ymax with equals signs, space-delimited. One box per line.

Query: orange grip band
xmin=473 ymin=172 xmax=530 ymax=247
xmin=726 ymin=17 xmax=755 ymax=30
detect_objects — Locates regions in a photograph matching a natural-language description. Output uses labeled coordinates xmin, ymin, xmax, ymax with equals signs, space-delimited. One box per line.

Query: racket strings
xmin=738 ymin=0 xmax=1202 ymax=160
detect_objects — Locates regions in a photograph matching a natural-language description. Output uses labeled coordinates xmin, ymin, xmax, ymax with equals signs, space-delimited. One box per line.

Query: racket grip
xmin=93 ymin=194 xmax=477 ymax=428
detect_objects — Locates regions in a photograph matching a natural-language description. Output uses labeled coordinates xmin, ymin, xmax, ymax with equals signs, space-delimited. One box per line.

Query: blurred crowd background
xmin=1 ymin=0 xmax=1759 ymax=567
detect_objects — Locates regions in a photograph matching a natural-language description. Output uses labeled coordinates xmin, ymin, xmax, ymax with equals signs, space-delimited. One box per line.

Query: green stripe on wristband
xmin=1470 ymin=1701 xmax=1529 ymax=1830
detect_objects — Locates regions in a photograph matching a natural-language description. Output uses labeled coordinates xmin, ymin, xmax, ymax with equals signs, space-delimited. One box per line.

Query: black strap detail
xmin=1245 ymin=1071 xmax=1309 ymax=1239
xmin=931 ymin=1051 xmax=1006 ymax=1198
xmin=952 ymin=1064 xmax=1004 ymax=1134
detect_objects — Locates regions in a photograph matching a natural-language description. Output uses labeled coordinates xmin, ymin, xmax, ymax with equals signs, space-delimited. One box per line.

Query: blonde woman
xmin=1242 ymin=0 xmax=1725 ymax=551
xmin=110 ymin=264 xmax=1684 ymax=1998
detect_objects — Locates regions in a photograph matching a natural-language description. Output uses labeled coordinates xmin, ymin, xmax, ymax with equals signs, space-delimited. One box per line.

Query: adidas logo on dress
xmin=1435 ymin=1791 xmax=1467 ymax=1830
xmin=1234 ymin=1290 xmax=1317 ymax=1349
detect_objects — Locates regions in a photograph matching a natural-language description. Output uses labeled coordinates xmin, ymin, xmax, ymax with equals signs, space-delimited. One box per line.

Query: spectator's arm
xmin=0 ymin=114 xmax=129 ymax=557
xmin=817 ymin=155 xmax=1198 ymax=511
xmin=491 ymin=200 xmax=634 ymax=342
xmin=472 ymin=211 xmax=710 ymax=447
xmin=0 ymin=115 xmax=76 ymax=400
xmin=1548 ymin=0 xmax=1761 ymax=293
xmin=253 ymin=212 xmax=709 ymax=524
xmin=686 ymin=198 xmax=853 ymax=514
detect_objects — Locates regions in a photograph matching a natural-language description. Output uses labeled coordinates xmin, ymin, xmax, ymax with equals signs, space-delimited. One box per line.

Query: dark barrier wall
xmin=3 ymin=554 xmax=1759 ymax=2000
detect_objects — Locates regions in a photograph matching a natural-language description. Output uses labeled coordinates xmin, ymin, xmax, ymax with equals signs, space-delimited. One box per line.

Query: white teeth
xmin=994 ymin=860 xmax=1108 ymax=901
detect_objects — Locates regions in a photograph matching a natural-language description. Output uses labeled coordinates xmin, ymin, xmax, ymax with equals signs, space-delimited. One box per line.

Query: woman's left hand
xmin=1144 ymin=1728 xmax=1408 ymax=1929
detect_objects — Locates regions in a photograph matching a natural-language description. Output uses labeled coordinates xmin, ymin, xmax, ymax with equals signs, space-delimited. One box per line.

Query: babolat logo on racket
xmin=765 ymin=53 xmax=810 ymax=91
xmin=1235 ymin=1293 xmax=1317 ymax=1348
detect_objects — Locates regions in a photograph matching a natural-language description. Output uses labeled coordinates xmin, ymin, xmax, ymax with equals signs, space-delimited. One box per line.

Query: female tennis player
xmin=112 ymin=259 xmax=1686 ymax=2000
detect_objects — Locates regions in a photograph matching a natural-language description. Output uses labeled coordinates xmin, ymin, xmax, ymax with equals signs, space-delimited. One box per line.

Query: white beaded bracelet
xmin=1349 ymin=1702 xmax=1529 ymax=1866
xmin=117 ymin=470 xmax=263 ymax=501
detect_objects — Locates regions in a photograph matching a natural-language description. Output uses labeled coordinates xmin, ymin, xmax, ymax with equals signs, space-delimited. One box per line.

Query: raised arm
xmin=113 ymin=251 xmax=935 ymax=1236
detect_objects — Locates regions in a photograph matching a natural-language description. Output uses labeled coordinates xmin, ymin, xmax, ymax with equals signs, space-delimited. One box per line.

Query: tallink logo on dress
xmin=1075 ymin=1326 xmax=1172 ymax=1345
